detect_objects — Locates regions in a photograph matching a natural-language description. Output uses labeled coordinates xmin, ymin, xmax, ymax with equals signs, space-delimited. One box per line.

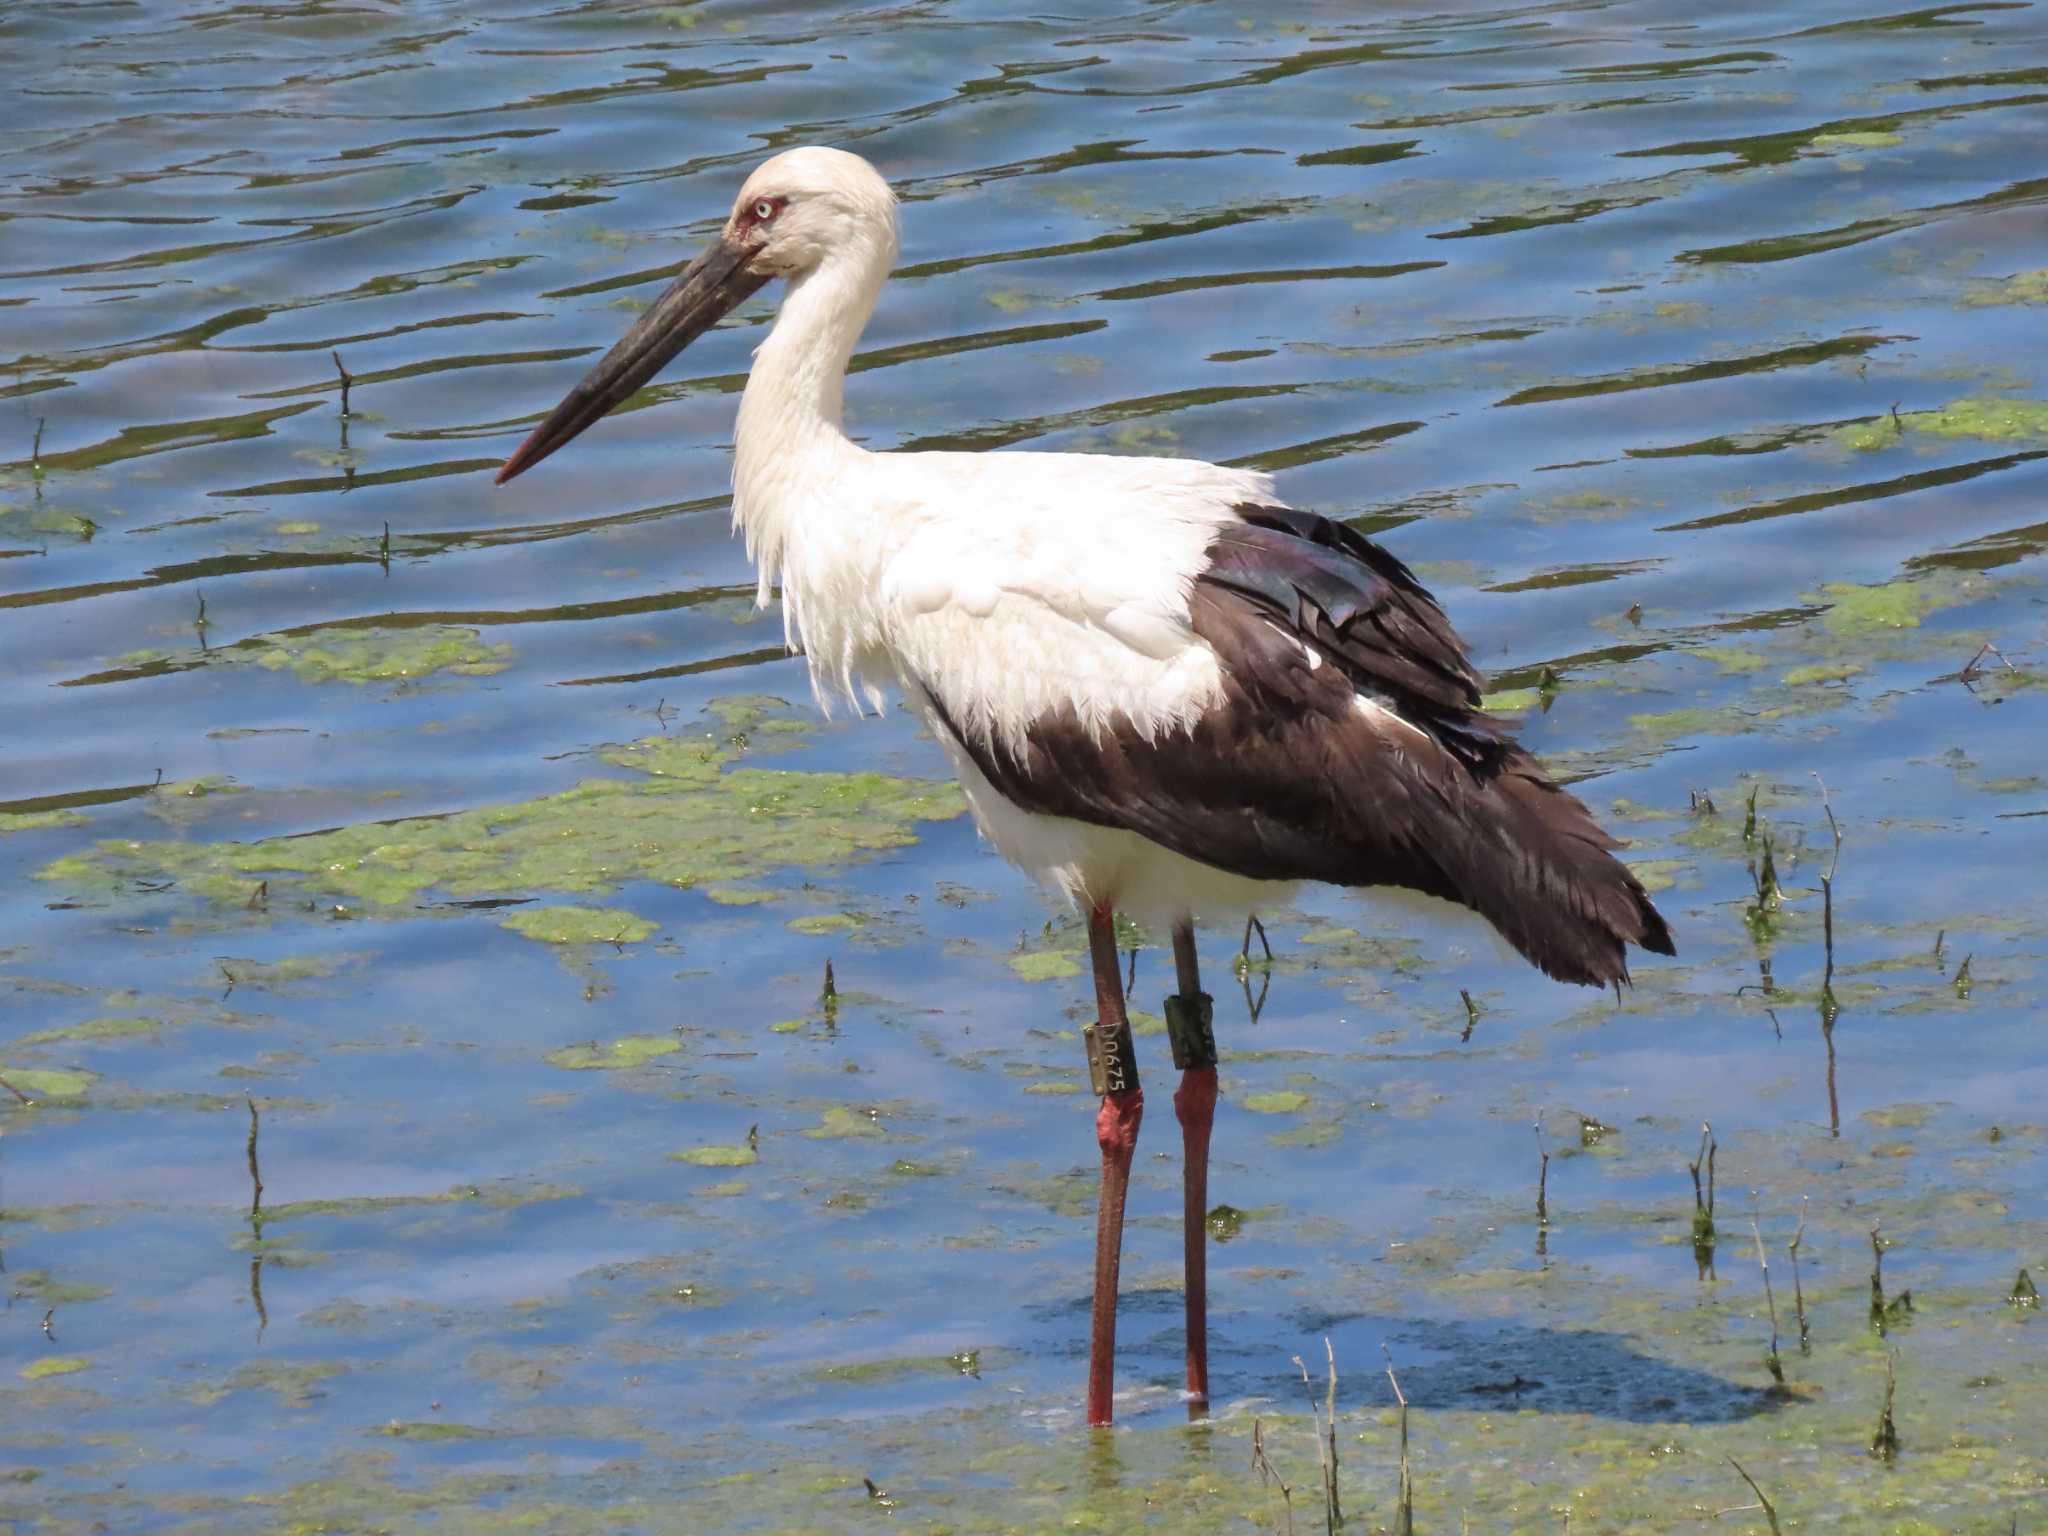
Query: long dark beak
xmin=495 ymin=235 xmax=768 ymax=485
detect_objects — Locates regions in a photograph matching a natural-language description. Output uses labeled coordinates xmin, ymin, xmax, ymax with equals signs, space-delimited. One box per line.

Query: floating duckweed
xmin=543 ymin=1035 xmax=680 ymax=1070
xmin=1691 ymin=646 xmax=1768 ymax=675
xmin=1963 ymin=268 xmax=2048 ymax=307
xmin=675 ymin=1145 xmax=756 ymax=1167
xmin=258 ymin=625 xmax=513 ymax=684
xmin=1243 ymin=1090 xmax=1310 ymax=1114
xmin=787 ymin=912 xmax=863 ymax=935
xmin=500 ymin=906 xmax=656 ymax=945
xmin=1008 ymin=950 xmax=1081 ymax=982
xmin=110 ymin=625 xmax=515 ymax=688
xmin=373 ymin=1421 xmax=490 ymax=1441
xmin=1812 ymin=130 xmax=1902 ymax=150
xmin=14 ymin=1016 xmax=159 ymax=1046
xmin=1835 ymin=396 xmax=2048 ymax=451
xmin=804 ymin=1106 xmax=883 ymax=1139
xmin=7 ymin=1272 xmax=113 ymax=1306
xmin=817 ymin=1354 xmax=974 ymax=1385
xmin=1784 ymin=661 xmax=1863 ymax=685
xmin=20 ymin=1357 xmax=89 ymax=1381
xmin=0 ymin=1067 xmax=94 ymax=1101
xmin=0 ymin=810 xmax=87 ymax=836
xmin=1816 ymin=579 xmax=1928 ymax=633
xmin=35 ymin=727 xmax=963 ymax=915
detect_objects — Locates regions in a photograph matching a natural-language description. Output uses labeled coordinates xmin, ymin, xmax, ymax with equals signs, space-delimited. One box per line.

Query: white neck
xmin=731 ymin=241 xmax=888 ymax=597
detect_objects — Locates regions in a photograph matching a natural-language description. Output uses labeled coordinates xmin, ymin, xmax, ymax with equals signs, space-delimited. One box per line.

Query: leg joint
xmin=1165 ymin=991 xmax=1217 ymax=1072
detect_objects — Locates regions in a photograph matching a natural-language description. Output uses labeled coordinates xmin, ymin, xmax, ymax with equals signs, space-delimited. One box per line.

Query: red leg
xmin=1168 ymin=918 xmax=1218 ymax=1416
xmin=1084 ymin=904 xmax=1142 ymax=1428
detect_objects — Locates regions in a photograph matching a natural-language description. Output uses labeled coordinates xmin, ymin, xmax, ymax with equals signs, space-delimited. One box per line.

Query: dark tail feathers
xmin=1437 ymin=749 xmax=1675 ymax=988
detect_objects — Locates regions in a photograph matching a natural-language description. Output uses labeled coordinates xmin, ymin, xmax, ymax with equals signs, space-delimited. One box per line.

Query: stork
xmin=497 ymin=146 xmax=1675 ymax=1427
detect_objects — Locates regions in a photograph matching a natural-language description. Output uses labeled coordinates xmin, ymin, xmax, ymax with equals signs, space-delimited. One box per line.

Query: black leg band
xmin=1165 ymin=992 xmax=1217 ymax=1072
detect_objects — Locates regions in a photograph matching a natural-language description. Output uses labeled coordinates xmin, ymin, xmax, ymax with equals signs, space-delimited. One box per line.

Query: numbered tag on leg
xmin=1084 ymin=1017 xmax=1137 ymax=1098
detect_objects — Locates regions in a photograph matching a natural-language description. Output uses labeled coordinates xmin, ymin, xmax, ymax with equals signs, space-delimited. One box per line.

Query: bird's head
xmin=727 ymin=145 xmax=899 ymax=279
xmin=496 ymin=146 xmax=897 ymax=485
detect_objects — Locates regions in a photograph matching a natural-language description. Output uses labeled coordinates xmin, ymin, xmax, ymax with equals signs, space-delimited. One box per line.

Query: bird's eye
xmin=753 ymin=199 xmax=777 ymax=222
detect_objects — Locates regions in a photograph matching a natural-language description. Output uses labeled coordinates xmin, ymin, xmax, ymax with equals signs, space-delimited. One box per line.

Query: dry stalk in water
xmin=1871 ymin=1353 xmax=1900 ymax=1462
xmin=1251 ymin=1418 xmax=1295 ymax=1536
xmin=1788 ymin=1217 xmax=1810 ymax=1352
xmin=1292 ymin=1341 xmax=1342 ymax=1534
xmin=1726 ymin=1457 xmax=1784 ymax=1535
xmin=1749 ymin=1217 xmax=1784 ymax=1388
xmin=1384 ymin=1344 xmax=1413 ymax=1536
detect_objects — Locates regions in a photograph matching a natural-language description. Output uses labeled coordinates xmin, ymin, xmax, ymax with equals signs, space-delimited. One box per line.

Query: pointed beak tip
xmin=489 ymin=234 xmax=763 ymax=495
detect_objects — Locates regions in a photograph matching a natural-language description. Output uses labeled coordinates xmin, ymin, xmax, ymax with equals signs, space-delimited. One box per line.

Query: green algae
xmin=0 ymin=1067 xmax=94 ymax=1100
xmin=373 ymin=1421 xmax=492 ymax=1442
xmin=500 ymin=905 xmax=656 ymax=945
xmin=115 ymin=624 xmax=514 ymax=688
xmin=544 ymin=1035 xmax=680 ymax=1070
xmin=13 ymin=1015 xmax=159 ymax=1046
xmin=190 ymin=1360 xmax=345 ymax=1408
xmin=788 ymin=912 xmax=863 ymax=935
xmin=1834 ymin=396 xmax=2048 ymax=451
xmin=1814 ymin=578 xmax=1935 ymax=633
xmin=816 ymin=1352 xmax=984 ymax=1386
xmin=34 ymin=725 xmax=964 ymax=916
xmin=1963 ymin=268 xmax=2048 ymax=307
xmin=674 ymin=1145 xmax=756 ymax=1167
xmin=259 ymin=1182 xmax=576 ymax=1225
xmin=19 ymin=1357 xmax=88 ymax=1381
xmin=0 ymin=810 xmax=86 ymax=836
xmin=1784 ymin=660 xmax=1863 ymax=685
xmin=1692 ymin=645 xmax=1769 ymax=674
xmin=1242 ymin=1089 xmax=1310 ymax=1114
xmin=1812 ymin=129 xmax=1903 ymax=149
xmin=804 ymin=1106 xmax=884 ymax=1139
xmin=8 ymin=1271 xmax=113 ymax=1306
xmin=216 ymin=955 xmax=348 ymax=992
xmin=1007 ymin=949 xmax=1081 ymax=982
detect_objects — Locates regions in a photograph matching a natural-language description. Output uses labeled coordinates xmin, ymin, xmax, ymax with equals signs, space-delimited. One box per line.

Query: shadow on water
xmin=1313 ymin=1314 xmax=1779 ymax=1424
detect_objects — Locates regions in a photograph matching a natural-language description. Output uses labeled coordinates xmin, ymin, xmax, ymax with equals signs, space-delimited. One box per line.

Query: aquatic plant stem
xmin=1385 ymin=1344 xmax=1413 ymax=1536
xmin=1085 ymin=903 xmax=1142 ymax=1428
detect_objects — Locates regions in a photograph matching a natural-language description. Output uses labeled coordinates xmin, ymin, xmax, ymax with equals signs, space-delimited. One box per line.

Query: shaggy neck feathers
xmin=731 ymin=233 xmax=889 ymax=609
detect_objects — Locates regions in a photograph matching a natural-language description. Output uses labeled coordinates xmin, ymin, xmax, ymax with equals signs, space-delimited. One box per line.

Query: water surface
xmin=4 ymin=1 xmax=2047 ymax=1530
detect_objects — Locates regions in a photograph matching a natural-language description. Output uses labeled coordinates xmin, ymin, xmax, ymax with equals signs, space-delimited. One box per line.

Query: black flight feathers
xmin=1204 ymin=505 xmax=1506 ymax=775
xmin=923 ymin=501 xmax=1674 ymax=987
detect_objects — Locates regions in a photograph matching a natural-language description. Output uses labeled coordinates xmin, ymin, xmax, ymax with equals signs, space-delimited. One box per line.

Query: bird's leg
xmin=1167 ymin=917 xmax=1218 ymax=1416
xmin=1083 ymin=902 xmax=1143 ymax=1428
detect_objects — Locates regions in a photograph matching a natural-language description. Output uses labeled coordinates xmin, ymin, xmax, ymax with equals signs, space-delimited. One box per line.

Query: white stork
xmin=497 ymin=146 xmax=1675 ymax=1427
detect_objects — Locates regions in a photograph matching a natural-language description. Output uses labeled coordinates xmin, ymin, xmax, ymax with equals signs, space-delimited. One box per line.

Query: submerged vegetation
xmin=33 ymin=714 xmax=964 ymax=934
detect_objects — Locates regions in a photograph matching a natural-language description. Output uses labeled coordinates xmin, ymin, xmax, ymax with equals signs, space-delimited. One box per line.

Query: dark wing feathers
xmin=929 ymin=502 xmax=1674 ymax=988
xmin=1205 ymin=509 xmax=1503 ymax=772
